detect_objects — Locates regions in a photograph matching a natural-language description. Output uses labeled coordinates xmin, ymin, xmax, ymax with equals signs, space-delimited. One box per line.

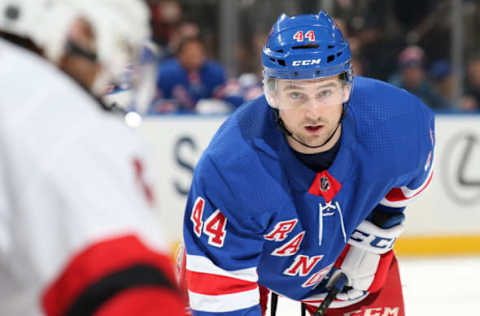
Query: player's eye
xmin=318 ymin=89 xmax=333 ymax=98
xmin=288 ymin=91 xmax=305 ymax=100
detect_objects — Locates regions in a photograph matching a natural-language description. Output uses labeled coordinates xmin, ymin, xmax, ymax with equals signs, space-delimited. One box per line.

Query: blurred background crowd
xmin=130 ymin=0 xmax=480 ymax=115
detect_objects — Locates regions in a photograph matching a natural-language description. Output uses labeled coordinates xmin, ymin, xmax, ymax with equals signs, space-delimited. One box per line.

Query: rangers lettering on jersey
xmin=271 ymin=231 xmax=306 ymax=256
xmin=264 ymin=219 xmax=298 ymax=241
xmin=302 ymin=264 xmax=333 ymax=288
xmin=283 ymin=255 xmax=324 ymax=276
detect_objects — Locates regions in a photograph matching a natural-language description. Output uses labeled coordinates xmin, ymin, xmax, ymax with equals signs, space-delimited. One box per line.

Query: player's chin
xmin=299 ymin=135 xmax=325 ymax=147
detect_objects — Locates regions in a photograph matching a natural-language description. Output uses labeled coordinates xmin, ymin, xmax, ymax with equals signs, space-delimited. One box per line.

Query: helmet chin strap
xmin=273 ymin=102 xmax=348 ymax=150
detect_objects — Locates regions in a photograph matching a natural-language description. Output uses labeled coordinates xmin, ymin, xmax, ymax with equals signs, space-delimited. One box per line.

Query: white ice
xmin=273 ymin=256 xmax=480 ymax=316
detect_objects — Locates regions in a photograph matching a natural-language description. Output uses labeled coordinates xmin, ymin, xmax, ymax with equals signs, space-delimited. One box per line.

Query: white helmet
xmin=0 ymin=0 xmax=151 ymax=95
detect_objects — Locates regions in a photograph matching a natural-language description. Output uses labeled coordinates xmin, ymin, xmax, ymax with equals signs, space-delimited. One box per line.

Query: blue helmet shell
xmin=262 ymin=11 xmax=352 ymax=80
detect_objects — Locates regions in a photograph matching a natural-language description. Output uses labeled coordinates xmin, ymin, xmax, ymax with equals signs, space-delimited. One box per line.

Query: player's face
xmin=276 ymin=76 xmax=351 ymax=153
xmin=178 ymin=40 xmax=206 ymax=72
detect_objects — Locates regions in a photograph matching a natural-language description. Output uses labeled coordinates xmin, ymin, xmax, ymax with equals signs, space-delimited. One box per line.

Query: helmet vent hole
xmin=269 ymin=58 xmax=275 ymax=62
xmin=292 ymin=44 xmax=319 ymax=50
xmin=336 ymin=52 xmax=342 ymax=57
xmin=328 ymin=45 xmax=335 ymax=49
xmin=327 ymin=55 xmax=335 ymax=63
xmin=316 ymin=70 xmax=321 ymax=75
xmin=275 ymin=49 xmax=284 ymax=53
xmin=278 ymin=59 xmax=286 ymax=66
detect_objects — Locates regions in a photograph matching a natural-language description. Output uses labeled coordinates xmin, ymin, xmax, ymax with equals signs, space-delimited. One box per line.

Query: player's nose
xmin=304 ymin=100 xmax=324 ymax=118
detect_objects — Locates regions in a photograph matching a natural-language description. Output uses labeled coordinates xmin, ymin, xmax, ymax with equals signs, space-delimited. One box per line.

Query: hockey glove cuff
xmin=334 ymin=220 xmax=404 ymax=299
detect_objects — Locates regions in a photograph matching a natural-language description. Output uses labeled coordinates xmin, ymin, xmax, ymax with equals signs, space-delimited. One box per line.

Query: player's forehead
xmin=276 ymin=76 xmax=342 ymax=90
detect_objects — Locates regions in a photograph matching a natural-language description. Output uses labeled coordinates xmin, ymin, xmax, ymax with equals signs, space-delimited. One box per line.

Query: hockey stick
xmin=271 ymin=292 xmax=278 ymax=316
xmin=313 ymin=271 xmax=348 ymax=316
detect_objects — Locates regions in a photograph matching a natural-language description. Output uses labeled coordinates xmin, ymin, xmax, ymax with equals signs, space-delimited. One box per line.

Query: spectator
xmin=463 ymin=54 xmax=480 ymax=112
xmin=354 ymin=1 xmax=406 ymax=81
xmin=389 ymin=46 xmax=446 ymax=110
xmin=168 ymin=21 xmax=201 ymax=54
xmin=148 ymin=0 xmax=182 ymax=54
xmin=428 ymin=59 xmax=477 ymax=112
xmin=429 ymin=60 xmax=454 ymax=109
xmin=149 ymin=35 xmax=243 ymax=114
xmin=238 ymin=73 xmax=263 ymax=101
xmin=332 ymin=17 xmax=364 ymax=76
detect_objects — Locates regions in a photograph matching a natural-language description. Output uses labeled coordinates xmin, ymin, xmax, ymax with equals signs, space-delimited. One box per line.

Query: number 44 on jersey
xmin=190 ymin=197 xmax=227 ymax=247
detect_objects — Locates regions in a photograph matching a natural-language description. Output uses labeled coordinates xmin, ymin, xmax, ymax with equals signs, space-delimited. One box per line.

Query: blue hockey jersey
xmin=183 ymin=76 xmax=435 ymax=315
xmin=149 ymin=58 xmax=243 ymax=113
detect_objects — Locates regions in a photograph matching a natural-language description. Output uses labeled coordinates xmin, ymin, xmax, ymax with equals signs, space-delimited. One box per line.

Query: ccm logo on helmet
xmin=292 ymin=59 xmax=321 ymax=66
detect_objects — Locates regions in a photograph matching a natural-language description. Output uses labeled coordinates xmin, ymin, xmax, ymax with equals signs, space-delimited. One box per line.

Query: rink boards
xmin=138 ymin=113 xmax=480 ymax=256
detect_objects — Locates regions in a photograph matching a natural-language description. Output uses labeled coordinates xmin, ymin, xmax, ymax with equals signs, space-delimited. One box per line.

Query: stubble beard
xmin=295 ymin=121 xmax=334 ymax=147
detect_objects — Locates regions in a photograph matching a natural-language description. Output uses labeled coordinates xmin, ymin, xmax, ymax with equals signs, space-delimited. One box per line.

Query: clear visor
xmin=130 ymin=56 xmax=157 ymax=114
xmin=102 ymin=41 xmax=158 ymax=118
xmin=265 ymin=77 xmax=352 ymax=109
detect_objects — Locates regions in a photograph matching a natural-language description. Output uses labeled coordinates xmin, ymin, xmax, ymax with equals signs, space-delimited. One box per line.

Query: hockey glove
xmin=334 ymin=220 xmax=404 ymax=300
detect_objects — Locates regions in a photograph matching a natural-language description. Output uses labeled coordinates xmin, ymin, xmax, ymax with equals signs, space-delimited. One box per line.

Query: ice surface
xmin=272 ymin=257 xmax=480 ymax=315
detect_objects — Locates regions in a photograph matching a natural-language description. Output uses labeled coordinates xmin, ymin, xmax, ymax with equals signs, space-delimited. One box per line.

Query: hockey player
xmin=182 ymin=11 xmax=435 ymax=316
xmin=0 ymin=0 xmax=186 ymax=315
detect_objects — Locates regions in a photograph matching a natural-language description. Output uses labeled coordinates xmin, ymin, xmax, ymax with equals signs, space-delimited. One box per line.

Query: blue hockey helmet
xmin=262 ymin=11 xmax=352 ymax=81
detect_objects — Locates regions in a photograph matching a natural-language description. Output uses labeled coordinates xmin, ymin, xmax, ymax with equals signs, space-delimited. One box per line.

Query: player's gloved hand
xmin=334 ymin=220 xmax=404 ymax=300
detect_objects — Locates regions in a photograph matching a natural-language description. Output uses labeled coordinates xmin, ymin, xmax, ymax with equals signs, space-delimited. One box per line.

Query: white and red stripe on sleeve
xmin=186 ymin=254 xmax=259 ymax=313
xmin=380 ymin=155 xmax=434 ymax=208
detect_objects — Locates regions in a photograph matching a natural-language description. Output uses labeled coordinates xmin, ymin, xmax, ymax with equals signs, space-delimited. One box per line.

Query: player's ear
xmin=342 ymin=84 xmax=352 ymax=103
xmin=265 ymin=91 xmax=278 ymax=108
